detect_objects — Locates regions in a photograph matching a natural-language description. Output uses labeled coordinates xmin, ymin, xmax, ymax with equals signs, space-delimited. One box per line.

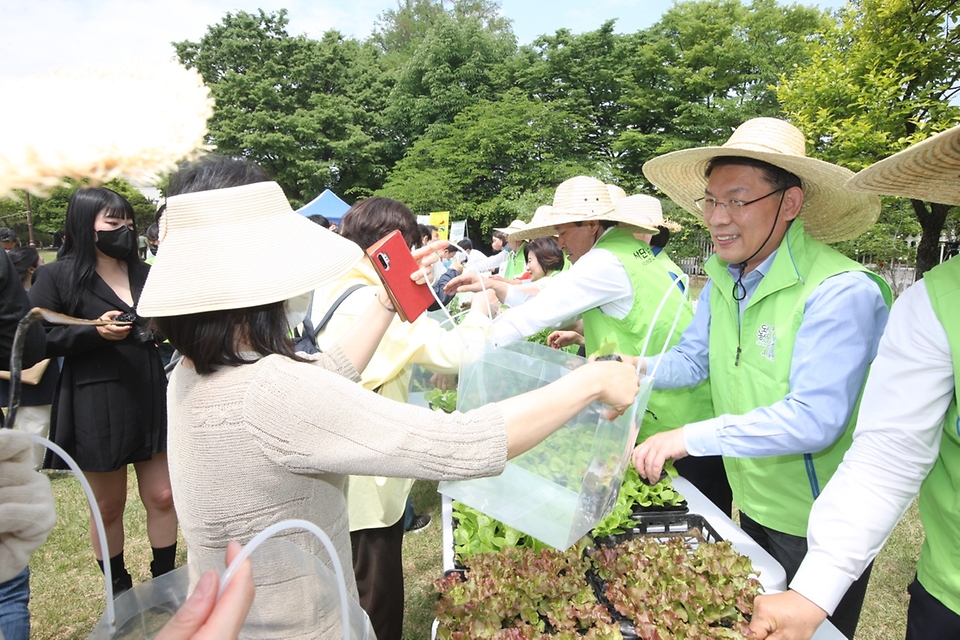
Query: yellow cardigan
xmin=313 ymin=259 xmax=492 ymax=530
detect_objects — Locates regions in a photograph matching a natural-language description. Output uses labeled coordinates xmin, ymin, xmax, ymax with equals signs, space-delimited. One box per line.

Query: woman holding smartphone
xmin=30 ymin=187 xmax=175 ymax=595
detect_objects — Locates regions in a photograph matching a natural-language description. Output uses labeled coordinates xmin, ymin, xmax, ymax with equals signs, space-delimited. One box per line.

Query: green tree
xmin=175 ymin=10 xmax=390 ymax=203
xmin=778 ymin=0 xmax=960 ymax=277
xmin=372 ymin=0 xmax=511 ymax=67
xmin=379 ymin=89 xmax=590 ymax=235
xmin=508 ymin=21 xmax=628 ymax=169
xmin=382 ymin=10 xmax=517 ymax=152
xmin=616 ymin=0 xmax=825 ymax=187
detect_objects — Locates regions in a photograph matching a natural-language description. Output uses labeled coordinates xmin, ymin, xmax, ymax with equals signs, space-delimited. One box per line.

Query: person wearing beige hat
xmin=139 ymin=161 xmax=640 ymax=636
xmin=446 ymin=176 xmax=729 ymax=513
xmin=750 ymin=123 xmax=960 ymax=640
xmin=634 ymin=117 xmax=894 ymax=639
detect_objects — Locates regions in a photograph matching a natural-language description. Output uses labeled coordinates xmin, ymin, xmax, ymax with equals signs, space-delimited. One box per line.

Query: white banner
xmin=450 ymin=220 xmax=466 ymax=243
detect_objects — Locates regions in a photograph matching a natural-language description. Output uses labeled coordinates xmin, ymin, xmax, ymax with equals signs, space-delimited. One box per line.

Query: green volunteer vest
xmin=504 ymin=244 xmax=527 ymax=280
xmin=582 ymin=228 xmax=714 ymax=438
xmin=916 ymin=257 xmax=960 ymax=614
xmin=655 ymin=249 xmax=685 ymax=281
xmin=704 ymin=220 xmax=892 ymax=536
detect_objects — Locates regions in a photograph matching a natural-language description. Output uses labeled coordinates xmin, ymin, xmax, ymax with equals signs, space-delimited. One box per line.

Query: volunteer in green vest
xmin=619 ymin=194 xmax=687 ymax=292
xmin=470 ymin=220 xmax=529 ymax=279
xmin=634 ymin=117 xmax=892 ymax=640
xmin=750 ymin=123 xmax=960 ymax=640
xmin=497 ymin=220 xmax=529 ymax=280
xmin=445 ymin=176 xmax=731 ymax=515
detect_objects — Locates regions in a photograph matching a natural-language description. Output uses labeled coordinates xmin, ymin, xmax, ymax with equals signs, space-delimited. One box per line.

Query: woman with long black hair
xmin=29 ymin=187 xmax=175 ymax=595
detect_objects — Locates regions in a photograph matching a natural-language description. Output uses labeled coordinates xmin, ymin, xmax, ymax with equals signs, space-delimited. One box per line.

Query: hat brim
xmin=846 ymin=125 xmax=960 ymax=206
xmin=138 ymin=182 xmax=363 ymax=317
xmin=642 ymin=147 xmax=879 ymax=244
xmin=510 ymin=210 xmax=658 ymax=242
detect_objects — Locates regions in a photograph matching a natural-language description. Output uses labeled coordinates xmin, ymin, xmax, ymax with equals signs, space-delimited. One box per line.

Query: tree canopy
xmin=165 ymin=0 xmax=960 ymax=269
xmin=778 ymin=0 xmax=960 ymax=275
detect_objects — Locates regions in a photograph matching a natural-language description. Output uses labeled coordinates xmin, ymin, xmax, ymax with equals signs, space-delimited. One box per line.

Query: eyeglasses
xmin=694 ymin=188 xmax=785 ymax=215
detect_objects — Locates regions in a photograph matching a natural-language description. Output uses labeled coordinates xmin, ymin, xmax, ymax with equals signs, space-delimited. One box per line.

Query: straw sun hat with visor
xmin=136 ymin=182 xmax=362 ymax=318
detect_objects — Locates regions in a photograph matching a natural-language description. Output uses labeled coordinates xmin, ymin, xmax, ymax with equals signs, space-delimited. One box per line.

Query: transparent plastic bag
xmin=88 ymin=520 xmax=374 ymax=639
xmin=439 ymin=278 xmax=686 ymax=550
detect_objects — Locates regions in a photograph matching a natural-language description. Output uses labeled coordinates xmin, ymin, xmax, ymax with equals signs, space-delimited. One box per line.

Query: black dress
xmin=29 ymin=259 xmax=167 ymax=472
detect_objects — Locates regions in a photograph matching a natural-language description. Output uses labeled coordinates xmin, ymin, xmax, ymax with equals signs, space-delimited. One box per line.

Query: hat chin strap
xmin=732 ymin=191 xmax=786 ymax=302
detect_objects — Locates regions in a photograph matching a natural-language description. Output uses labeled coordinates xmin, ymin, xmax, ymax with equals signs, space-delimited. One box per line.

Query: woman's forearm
xmin=335 ymin=289 xmax=396 ymax=374
xmin=497 ymin=366 xmax=603 ymax=458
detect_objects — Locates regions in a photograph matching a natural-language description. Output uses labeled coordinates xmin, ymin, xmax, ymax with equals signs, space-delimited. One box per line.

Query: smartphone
xmin=367 ymin=230 xmax=435 ymax=323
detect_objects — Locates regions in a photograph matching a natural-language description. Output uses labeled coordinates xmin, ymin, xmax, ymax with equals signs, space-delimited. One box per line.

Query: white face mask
xmin=285 ymin=291 xmax=313 ymax=331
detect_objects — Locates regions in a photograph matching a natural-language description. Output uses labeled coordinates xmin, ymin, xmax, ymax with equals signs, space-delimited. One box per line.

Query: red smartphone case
xmin=367 ymin=230 xmax=435 ymax=323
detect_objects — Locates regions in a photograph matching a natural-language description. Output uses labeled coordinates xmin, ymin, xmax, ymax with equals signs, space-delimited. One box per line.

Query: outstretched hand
xmin=443 ymin=271 xmax=485 ymax=295
xmin=411 ymin=240 xmax=450 ymax=285
xmin=589 ymin=360 xmax=640 ymax=421
xmin=631 ymin=428 xmax=687 ymax=483
xmin=547 ymin=330 xmax=583 ymax=350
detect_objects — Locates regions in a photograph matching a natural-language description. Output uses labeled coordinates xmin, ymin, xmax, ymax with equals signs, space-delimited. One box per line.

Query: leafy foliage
xmin=435 ymin=543 xmax=622 ymax=639
xmin=777 ymin=0 xmax=960 ymax=275
xmin=590 ymin=536 xmax=760 ymax=639
xmin=590 ymin=466 xmax=685 ymax=538
xmin=425 ymin=388 xmax=459 ymax=413
xmin=175 ymin=10 xmax=389 ymax=203
xmin=452 ymin=501 xmax=551 ymax=559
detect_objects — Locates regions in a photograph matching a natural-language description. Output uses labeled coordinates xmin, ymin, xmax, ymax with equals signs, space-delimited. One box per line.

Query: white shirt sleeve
xmin=790 ymin=279 xmax=954 ymax=614
xmin=489 ymin=248 xmax=633 ymax=347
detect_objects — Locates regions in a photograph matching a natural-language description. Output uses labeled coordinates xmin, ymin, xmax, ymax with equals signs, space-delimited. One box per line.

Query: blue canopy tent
xmin=296 ymin=189 xmax=351 ymax=226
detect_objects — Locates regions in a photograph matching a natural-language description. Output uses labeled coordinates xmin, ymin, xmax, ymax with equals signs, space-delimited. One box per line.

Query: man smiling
xmin=636 ymin=118 xmax=893 ymax=639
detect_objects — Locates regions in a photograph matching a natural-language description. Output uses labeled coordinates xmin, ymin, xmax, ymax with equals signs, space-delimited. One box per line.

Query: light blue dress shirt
xmin=646 ymin=249 xmax=890 ymax=459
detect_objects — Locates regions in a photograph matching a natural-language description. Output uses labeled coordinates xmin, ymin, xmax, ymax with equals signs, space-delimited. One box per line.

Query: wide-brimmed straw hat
xmin=137 ymin=182 xmax=362 ymax=317
xmin=642 ymin=118 xmax=880 ymax=244
xmin=846 ymin=124 xmax=960 ymax=206
xmin=606 ymin=184 xmax=627 ymax=202
xmin=0 ymin=61 xmax=213 ymax=199
xmin=509 ymin=206 xmax=551 ymax=241
xmin=494 ymin=219 xmax=527 ymax=235
xmin=613 ymin=194 xmax=681 ymax=233
xmin=512 ymin=176 xmax=658 ymax=242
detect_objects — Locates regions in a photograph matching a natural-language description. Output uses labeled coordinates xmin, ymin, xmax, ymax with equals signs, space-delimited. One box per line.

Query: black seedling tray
xmin=629 ymin=498 xmax=689 ymax=517
xmin=592 ymin=512 xmax=723 ymax=548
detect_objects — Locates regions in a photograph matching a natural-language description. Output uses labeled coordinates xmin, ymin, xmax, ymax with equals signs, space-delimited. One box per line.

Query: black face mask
xmin=96 ymin=225 xmax=135 ymax=260
xmin=148 ymin=243 xmax=158 ymax=256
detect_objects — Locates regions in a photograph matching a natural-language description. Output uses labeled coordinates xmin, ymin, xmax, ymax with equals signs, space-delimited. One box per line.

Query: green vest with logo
xmin=582 ymin=228 xmax=714 ymax=438
xmin=704 ymin=220 xmax=892 ymax=536
xmin=916 ymin=257 xmax=960 ymax=614
xmin=504 ymin=244 xmax=527 ymax=279
xmin=655 ymin=249 xmax=685 ymax=282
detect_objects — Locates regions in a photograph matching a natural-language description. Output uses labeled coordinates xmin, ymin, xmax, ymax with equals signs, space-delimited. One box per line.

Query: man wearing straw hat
xmin=447 ymin=175 xmax=729 ymax=513
xmin=749 ymin=123 xmax=960 ymax=640
xmin=635 ymin=117 xmax=893 ymax=638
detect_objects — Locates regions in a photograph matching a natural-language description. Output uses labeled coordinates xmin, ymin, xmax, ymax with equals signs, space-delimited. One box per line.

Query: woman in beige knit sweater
xmin=137 ymin=159 xmax=640 ymax=638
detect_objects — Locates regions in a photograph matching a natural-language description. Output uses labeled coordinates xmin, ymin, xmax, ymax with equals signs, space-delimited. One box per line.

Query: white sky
xmin=1 ymin=0 xmax=848 ymax=77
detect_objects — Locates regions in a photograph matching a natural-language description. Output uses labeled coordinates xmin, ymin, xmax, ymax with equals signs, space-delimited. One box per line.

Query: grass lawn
xmin=27 ymin=471 xmax=920 ymax=639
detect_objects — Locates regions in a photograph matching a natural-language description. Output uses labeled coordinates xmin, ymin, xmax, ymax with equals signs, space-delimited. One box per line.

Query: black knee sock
xmin=97 ymin=552 xmax=133 ymax=595
xmin=150 ymin=543 xmax=177 ymax=578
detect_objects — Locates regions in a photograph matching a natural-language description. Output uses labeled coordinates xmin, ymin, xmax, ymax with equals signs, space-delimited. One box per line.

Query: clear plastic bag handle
xmin=638 ymin=274 xmax=690 ymax=379
xmin=218 ymin=519 xmax=351 ymax=639
xmin=28 ymin=435 xmax=117 ymax=633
